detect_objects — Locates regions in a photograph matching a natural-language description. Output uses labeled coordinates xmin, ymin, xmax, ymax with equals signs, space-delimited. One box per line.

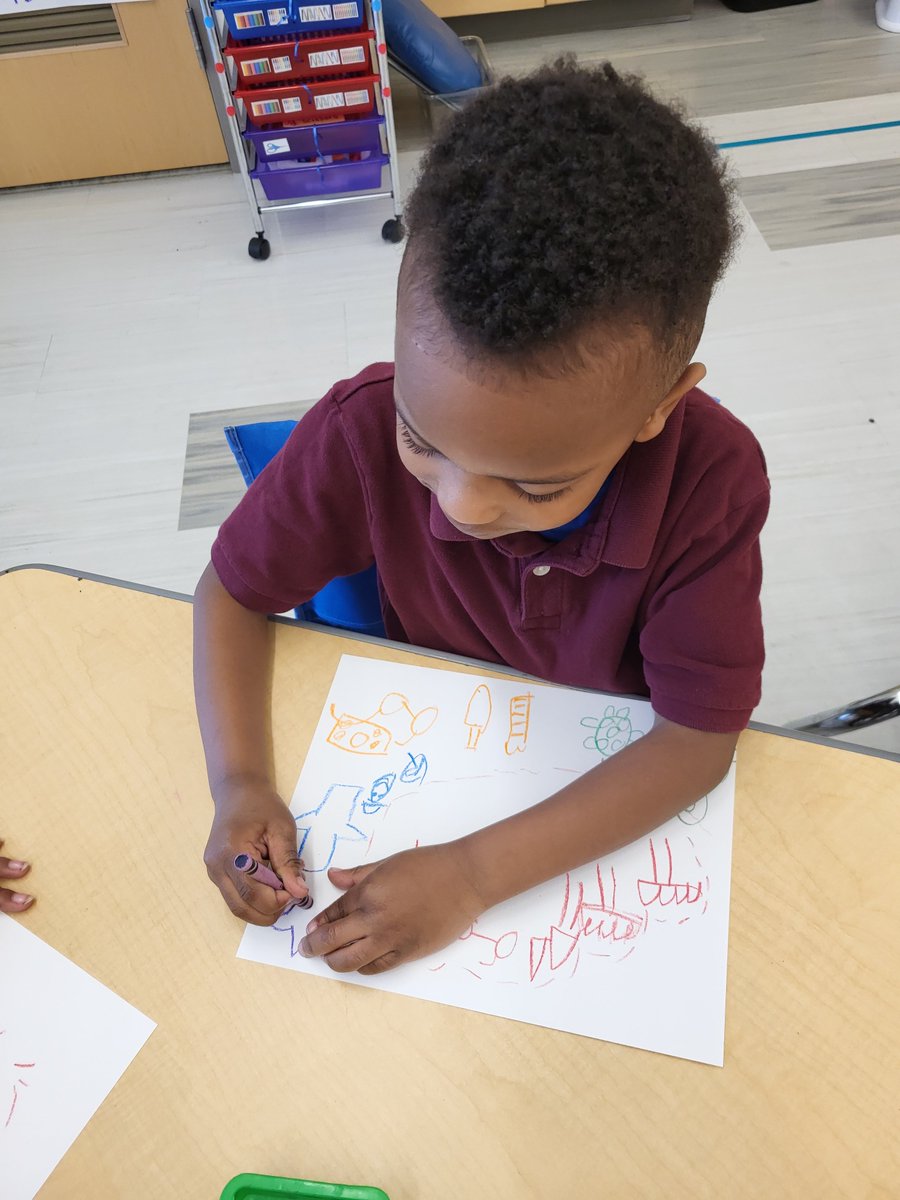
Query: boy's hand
xmin=204 ymin=783 xmax=309 ymax=926
xmin=0 ymin=838 xmax=33 ymax=914
xmin=298 ymin=843 xmax=486 ymax=974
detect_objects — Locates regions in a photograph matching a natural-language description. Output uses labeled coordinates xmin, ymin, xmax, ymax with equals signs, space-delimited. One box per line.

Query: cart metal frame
xmin=198 ymin=0 xmax=404 ymax=257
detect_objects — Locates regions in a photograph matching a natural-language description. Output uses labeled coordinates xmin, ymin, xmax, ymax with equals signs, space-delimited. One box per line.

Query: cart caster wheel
xmin=381 ymin=218 xmax=404 ymax=244
xmin=248 ymin=235 xmax=270 ymax=260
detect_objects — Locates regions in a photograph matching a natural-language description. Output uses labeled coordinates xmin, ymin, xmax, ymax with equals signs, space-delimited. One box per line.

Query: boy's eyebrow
xmin=394 ymin=403 xmax=589 ymax=486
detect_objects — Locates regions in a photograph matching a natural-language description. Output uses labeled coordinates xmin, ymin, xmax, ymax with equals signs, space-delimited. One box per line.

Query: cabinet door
xmin=428 ymin=0 xmax=541 ymax=15
xmin=0 ymin=0 xmax=226 ymax=186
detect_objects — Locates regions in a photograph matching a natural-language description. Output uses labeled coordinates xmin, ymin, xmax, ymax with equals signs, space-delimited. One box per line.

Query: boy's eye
xmin=399 ymin=418 xmax=569 ymax=504
xmin=398 ymin=422 xmax=438 ymax=458
xmin=517 ymin=486 xmax=571 ymax=505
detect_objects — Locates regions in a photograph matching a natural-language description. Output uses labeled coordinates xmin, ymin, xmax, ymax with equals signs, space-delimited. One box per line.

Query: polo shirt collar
xmin=428 ymin=394 xmax=687 ymax=573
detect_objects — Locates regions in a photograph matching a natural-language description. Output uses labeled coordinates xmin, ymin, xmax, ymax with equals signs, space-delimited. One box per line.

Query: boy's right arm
xmin=193 ymin=562 xmax=309 ymax=925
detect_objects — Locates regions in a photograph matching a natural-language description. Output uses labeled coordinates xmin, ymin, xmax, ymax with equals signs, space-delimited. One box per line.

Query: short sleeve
xmin=639 ymin=486 xmax=770 ymax=733
xmin=211 ymin=392 xmax=375 ymax=614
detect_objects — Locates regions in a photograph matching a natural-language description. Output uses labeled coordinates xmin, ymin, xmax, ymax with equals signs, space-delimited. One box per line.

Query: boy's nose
xmin=435 ymin=467 xmax=503 ymax=528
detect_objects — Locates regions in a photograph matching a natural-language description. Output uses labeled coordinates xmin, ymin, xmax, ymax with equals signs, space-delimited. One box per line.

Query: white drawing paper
xmin=238 ymin=655 xmax=736 ymax=1065
xmin=0 ymin=915 xmax=156 ymax=1199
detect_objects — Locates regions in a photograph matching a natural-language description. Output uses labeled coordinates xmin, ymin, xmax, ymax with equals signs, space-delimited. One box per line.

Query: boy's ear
xmin=633 ymin=362 xmax=707 ymax=444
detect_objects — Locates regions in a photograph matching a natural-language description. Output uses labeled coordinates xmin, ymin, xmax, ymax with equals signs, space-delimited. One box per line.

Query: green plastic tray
xmin=221 ymin=1174 xmax=390 ymax=1200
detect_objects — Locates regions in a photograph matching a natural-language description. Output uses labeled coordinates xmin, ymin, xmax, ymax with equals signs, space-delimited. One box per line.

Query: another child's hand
xmin=298 ymin=843 xmax=486 ymax=974
xmin=204 ymin=783 xmax=309 ymax=925
xmin=0 ymin=838 xmax=33 ymax=914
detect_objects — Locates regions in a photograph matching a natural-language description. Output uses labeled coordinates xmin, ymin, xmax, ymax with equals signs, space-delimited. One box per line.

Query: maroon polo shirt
xmin=212 ymin=363 xmax=769 ymax=733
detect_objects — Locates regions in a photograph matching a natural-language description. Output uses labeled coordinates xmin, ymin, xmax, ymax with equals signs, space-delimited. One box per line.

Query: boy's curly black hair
xmin=404 ymin=59 xmax=737 ymax=376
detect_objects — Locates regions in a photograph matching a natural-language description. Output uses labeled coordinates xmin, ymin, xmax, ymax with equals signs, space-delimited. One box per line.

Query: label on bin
xmin=263 ymin=138 xmax=291 ymax=155
xmin=271 ymin=55 xmax=292 ymax=72
xmin=234 ymin=9 xmax=265 ymax=28
xmin=251 ymin=98 xmax=282 ymax=116
xmin=314 ymin=91 xmax=345 ymax=110
xmin=332 ymin=1 xmax=359 ymax=16
xmin=340 ymin=45 xmax=366 ymax=64
xmin=241 ymin=57 xmax=271 ymax=76
xmin=267 ymin=6 xmax=289 ymax=22
xmin=343 ymin=87 xmax=370 ymax=106
xmin=309 ymin=48 xmax=341 ymax=68
xmin=299 ymin=4 xmax=332 ymax=20
xmin=282 ymin=95 xmax=304 ymax=112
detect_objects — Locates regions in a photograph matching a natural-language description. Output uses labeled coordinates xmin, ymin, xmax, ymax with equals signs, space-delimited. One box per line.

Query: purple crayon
xmin=233 ymin=853 xmax=314 ymax=909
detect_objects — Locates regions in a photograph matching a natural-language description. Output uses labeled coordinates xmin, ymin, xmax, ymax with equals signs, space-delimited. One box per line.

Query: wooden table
xmin=2 ymin=566 xmax=899 ymax=1199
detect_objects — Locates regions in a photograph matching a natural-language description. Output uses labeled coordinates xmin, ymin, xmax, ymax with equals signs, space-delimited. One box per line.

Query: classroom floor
xmin=1 ymin=0 xmax=898 ymax=753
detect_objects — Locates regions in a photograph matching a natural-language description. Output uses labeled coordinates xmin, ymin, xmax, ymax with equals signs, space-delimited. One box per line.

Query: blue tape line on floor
xmin=717 ymin=119 xmax=900 ymax=150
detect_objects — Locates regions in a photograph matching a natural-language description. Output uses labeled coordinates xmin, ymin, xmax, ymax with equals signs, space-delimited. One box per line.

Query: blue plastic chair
xmin=224 ymin=420 xmax=386 ymax=637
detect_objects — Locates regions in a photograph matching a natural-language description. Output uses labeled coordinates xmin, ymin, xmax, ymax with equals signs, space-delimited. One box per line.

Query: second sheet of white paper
xmin=238 ymin=655 xmax=735 ymax=1065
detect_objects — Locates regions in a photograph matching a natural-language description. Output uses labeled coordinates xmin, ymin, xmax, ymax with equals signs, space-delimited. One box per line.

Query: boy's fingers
xmin=358 ymin=949 xmax=403 ymax=976
xmin=304 ymin=888 xmax=357 ymax=935
xmin=299 ymin=912 xmax=368 ymax=963
xmin=219 ymin=868 xmax=291 ymax=925
xmin=0 ymin=857 xmax=30 ymax=879
xmin=322 ymin=935 xmax=383 ymax=974
xmin=266 ymin=831 xmax=309 ymax=901
xmin=0 ymin=887 xmax=34 ymax=914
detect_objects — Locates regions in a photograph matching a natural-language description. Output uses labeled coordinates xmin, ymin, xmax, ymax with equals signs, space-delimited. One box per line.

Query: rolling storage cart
xmin=199 ymin=0 xmax=404 ymax=258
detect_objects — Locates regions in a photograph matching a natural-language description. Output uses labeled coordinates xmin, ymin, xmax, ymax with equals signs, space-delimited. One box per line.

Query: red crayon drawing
xmin=529 ymin=925 xmax=579 ymax=981
xmin=528 ymin=864 xmax=646 ymax=982
xmin=1 ymin=1030 xmax=35 ymax=1129
xmin=564 ymin=864 xmax=646 ymax=944
xmin=458 ymin=925 xmax=518 ymax=967
xmin=637 ymin=837 xmax=705 ymax=907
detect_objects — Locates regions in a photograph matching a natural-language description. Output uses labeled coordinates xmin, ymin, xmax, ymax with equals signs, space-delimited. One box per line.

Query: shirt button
xmin=532 ymin=565 xmax=551 ymax=577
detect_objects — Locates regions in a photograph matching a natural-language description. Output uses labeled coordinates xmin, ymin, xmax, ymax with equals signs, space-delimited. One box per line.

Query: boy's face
xmin=394 ymin=316 xmax=704 ymax=540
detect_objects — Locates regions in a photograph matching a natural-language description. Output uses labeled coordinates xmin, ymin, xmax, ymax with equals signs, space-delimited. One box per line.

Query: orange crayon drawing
xmin=636 ymin=837 xmax=706 ymax=907
xmin=326 ymin=692 xmax=438 ymax=756
xmin=504 ymin=693 xmax=533 ymax=755
xmin=463 ymin=684 xmax=493 ymax=750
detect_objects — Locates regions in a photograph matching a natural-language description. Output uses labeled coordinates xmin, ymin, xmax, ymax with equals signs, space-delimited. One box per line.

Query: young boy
xmin=194 ymin=60 xmax=768 ymax=976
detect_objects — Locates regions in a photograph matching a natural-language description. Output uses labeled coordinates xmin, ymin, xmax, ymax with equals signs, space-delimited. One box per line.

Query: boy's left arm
xmin=297 ymin=718 xmax=736 ymax=974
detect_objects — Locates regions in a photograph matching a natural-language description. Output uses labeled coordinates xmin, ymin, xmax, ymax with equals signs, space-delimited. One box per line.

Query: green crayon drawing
xmin=580 ymin=706 xmax=644 ymax=758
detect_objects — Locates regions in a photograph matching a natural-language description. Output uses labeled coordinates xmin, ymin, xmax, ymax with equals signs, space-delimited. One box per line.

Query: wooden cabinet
xmin=0 ymin=0 xmax=225 ymax=187
xmin=432 ymin=0 xmax=541 ymax=16
xmin=428 ymin=0 xmax=692 ymax=23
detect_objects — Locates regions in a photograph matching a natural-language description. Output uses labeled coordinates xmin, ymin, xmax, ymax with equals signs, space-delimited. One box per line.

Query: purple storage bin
xmin=252 ymin=151 xmax=388 ymax=200
xmin=244 ymin=115 xmax=384 ymax=163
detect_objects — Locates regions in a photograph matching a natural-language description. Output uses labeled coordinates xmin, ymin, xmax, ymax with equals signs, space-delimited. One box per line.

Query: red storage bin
xmin=226 ymin=30 xmax=374 ymax=86
xmin=236 ymin=73 xmax=379 ymax=126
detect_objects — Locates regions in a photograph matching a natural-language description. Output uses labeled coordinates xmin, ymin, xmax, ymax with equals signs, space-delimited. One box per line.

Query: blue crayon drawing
xmin=580 ymin=707 xmax=644 ymax=758
xmin=363 ymin=772 xmax=396 ymax=814
xmin=295 ymin=754 xmax=429 ymax=872
xmin=295 ymin=784 xmax=367 ymax=873
xmin=272 ymin=915 xmax=307 ymax=958
xmin=400 ymin=752 xmax=428 ymax=785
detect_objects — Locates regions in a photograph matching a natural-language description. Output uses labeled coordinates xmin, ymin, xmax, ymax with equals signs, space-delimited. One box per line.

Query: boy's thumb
xmin=267 ymin=834 xmax=308 ymax=901
xmin=328 ymin=862 xmax=378 ymax=891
